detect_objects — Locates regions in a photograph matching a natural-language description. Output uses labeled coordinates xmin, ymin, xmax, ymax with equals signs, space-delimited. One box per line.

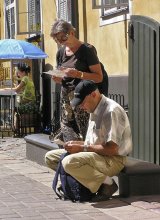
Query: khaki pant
xmin=45 ymin=149 xmax=126 ymax=193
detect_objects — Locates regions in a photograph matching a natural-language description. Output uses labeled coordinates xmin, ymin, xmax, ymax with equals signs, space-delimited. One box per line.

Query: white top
xmin=85 ymin=95 xmax=132 ymax=156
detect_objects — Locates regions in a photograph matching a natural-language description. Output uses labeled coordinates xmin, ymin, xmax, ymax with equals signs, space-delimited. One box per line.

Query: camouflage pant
xmin=60 ymin=87 xmax=89 ymax=141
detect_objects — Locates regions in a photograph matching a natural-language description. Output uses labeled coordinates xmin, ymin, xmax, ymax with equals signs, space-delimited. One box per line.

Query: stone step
xmin=24 ymin=133 xmax=58 ymax=166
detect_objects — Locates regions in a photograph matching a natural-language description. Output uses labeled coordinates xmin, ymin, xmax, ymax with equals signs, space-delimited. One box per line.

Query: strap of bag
xmin=52 ymin=157 xmax=63 ymax=199
xmin=52 ymin=153 xmax=67 ymax=199
xmin=52 ymin=152 xmax=69 ymax=200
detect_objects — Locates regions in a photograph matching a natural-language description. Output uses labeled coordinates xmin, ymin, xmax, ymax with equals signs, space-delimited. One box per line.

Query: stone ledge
xmin=24 ymin=133 xmax=59 ymax=166
xmin=118 ymin=157 xmax=160 ymax=197
xmin=24 ymin=133 xmax=58 ymax=150
xmin=122 ymin=157 xmax=160 ymax=174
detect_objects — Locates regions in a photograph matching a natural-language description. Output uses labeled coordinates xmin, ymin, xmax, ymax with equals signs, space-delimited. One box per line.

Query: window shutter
xmin=15 ymin=0 xmax=41 ymax=35
xmin=10 ymin=7 xmax=15 ymax=38
xmin=28 ymin=0 xmax=40 ymax=32
xmin=92 ymin=0 xmax=129 ymax=20
xmin=5 ymin=7 xmax=11 ymax=38
xmin=58 ymin=0 xmax=71 ymax=23
xmin=102 ymin=0 xmax=129 ymax=18
xmin=5 ymin=0 xmax=10 ymax=6
xmin=92 ymin=0 xmax=129 ymax=9
xmin=5 ymin=0 xmax=15 ymax=39
xmin=28 ymin=0 xmax=35 ymax=32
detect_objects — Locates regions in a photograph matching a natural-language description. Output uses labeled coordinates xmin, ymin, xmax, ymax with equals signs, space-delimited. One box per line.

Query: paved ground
xmin=0 ymin=137 xmax=160 ymax=220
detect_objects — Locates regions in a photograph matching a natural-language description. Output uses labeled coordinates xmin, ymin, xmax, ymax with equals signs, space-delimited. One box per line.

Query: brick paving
xmin=0 ymin=137 xmax=160 ymax=220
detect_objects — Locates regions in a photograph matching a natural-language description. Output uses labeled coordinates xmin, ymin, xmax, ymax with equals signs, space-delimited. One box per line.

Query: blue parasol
xmin=0 ymin=39 xmax=48 ymax=59
xmin=0 ymin=39 xmax=48 ymax=129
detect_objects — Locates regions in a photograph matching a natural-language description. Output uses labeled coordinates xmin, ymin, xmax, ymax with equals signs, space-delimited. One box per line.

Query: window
xmin=28 ymin=0 xmax=41 ymax=33
xmin=5 ymin=0 xmax=15 ymax=39
xmin=101 ymin=0 xmax=129 ymax=18
xmin=92 ymin=0 xmax=131 ymax=25
xmin=56 ymin=0 xmax=72 ymax=22
xmin=15 ymin=0 xmax=41 ymax=35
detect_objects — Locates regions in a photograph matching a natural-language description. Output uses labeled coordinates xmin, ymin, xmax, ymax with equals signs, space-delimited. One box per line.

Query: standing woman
xmin=50 ymin=19 xmax=108 ymax=143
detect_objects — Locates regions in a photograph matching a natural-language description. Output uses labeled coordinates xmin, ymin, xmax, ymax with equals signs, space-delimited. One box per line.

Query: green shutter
xmin=129 ymin=15 xmax=160 ymax=164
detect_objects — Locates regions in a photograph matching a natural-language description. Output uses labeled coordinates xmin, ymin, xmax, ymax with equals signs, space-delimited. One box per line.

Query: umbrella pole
xmin=10 ymin=60 xmax=14 ymax=130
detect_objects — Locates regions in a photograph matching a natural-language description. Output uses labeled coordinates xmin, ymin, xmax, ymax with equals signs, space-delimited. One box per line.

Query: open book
xmin=43 ymin=69 xmax=66 ymax=78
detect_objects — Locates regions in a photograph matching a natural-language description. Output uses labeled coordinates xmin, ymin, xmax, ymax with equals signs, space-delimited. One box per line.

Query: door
xmin=129 ymin=15 xmax=160 ymax=164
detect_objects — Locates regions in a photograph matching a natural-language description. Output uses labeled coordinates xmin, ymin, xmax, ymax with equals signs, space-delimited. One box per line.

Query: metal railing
xmin=108 ymin=93 xmax=128 ymax=114
xmin=0 ymin=94 xmax=42 ymax=138
xmin=14 ymin=109 xmax=42 ymax=137
xmin=0 ymin=95 xmax=15 ymax=138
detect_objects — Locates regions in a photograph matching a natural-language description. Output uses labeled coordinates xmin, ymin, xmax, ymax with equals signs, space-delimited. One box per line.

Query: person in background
xmin=0 ymin=63 xmax=36 ymax=128
xmin=0 ymin=63 xmax=35 ymax=103
xmin=14 ymin=63 xmax=36 ymax=104
xmin=50 ymin=19 xmax=108 ymax=145
xmin=45 ymin=80 xmax=132 ymax=202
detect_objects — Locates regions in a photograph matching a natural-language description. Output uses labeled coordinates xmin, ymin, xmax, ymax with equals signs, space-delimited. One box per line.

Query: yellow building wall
xmin=42 ymin=0 xmax=57 ymax=69
xmin=78 ymin=0 xmax=160 ymax=76
xmin=132 ymin=0 xmax=160 ymax=22
xmin=0 ymin=0 xmax=1 ymax=38
xmin=78 ymin=0 xmax=129 ymax=76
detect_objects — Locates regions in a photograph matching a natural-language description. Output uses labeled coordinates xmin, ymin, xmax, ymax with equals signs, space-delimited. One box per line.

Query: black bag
xmin=52 ymin=152 xmax=94 ymax=202
xmin=97 ymin=62 xmax=108 ymax=97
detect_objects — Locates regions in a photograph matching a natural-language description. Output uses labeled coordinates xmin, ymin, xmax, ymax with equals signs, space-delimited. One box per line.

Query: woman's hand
xmin=64 ymin=141 xmax=84 ymax=154
xmin=59 ymin=63 xmax=103 ymax=82
xmin=61 ymin=67 xmax=78 ymax=78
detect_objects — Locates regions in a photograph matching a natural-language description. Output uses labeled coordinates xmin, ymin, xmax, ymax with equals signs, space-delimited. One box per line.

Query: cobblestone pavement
xmin=0 ymin=137 xmax=160 ymax=220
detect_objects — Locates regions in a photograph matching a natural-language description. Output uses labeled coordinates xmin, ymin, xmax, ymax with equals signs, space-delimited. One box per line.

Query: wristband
xmin=80 ymin=71 xmax=84 ymax=78
xmin=83 ymin=144 xmax=88 ymax=152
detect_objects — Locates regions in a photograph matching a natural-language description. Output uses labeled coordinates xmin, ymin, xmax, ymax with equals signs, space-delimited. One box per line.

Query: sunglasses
xmin=54 ymin=33 xmax=69 ymax=43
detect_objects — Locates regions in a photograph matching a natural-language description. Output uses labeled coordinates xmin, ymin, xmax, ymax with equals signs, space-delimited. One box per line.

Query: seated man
xmin=45 ymin=80 xmax=132 ymax=201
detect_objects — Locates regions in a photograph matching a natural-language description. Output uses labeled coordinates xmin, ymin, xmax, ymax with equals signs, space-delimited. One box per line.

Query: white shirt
xmin=85 ymin=95 xmax=132 ymax=156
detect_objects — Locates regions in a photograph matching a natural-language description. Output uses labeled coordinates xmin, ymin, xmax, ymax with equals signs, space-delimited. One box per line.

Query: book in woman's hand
xmin=43 ymin=69 xmax=66 ymax=77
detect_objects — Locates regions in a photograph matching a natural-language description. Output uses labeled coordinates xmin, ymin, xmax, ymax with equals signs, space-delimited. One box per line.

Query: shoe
xmin=99 ymin=179 xmax=118 ymax=196
xmin=91 ymin=180 xmax=118 ymax=202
